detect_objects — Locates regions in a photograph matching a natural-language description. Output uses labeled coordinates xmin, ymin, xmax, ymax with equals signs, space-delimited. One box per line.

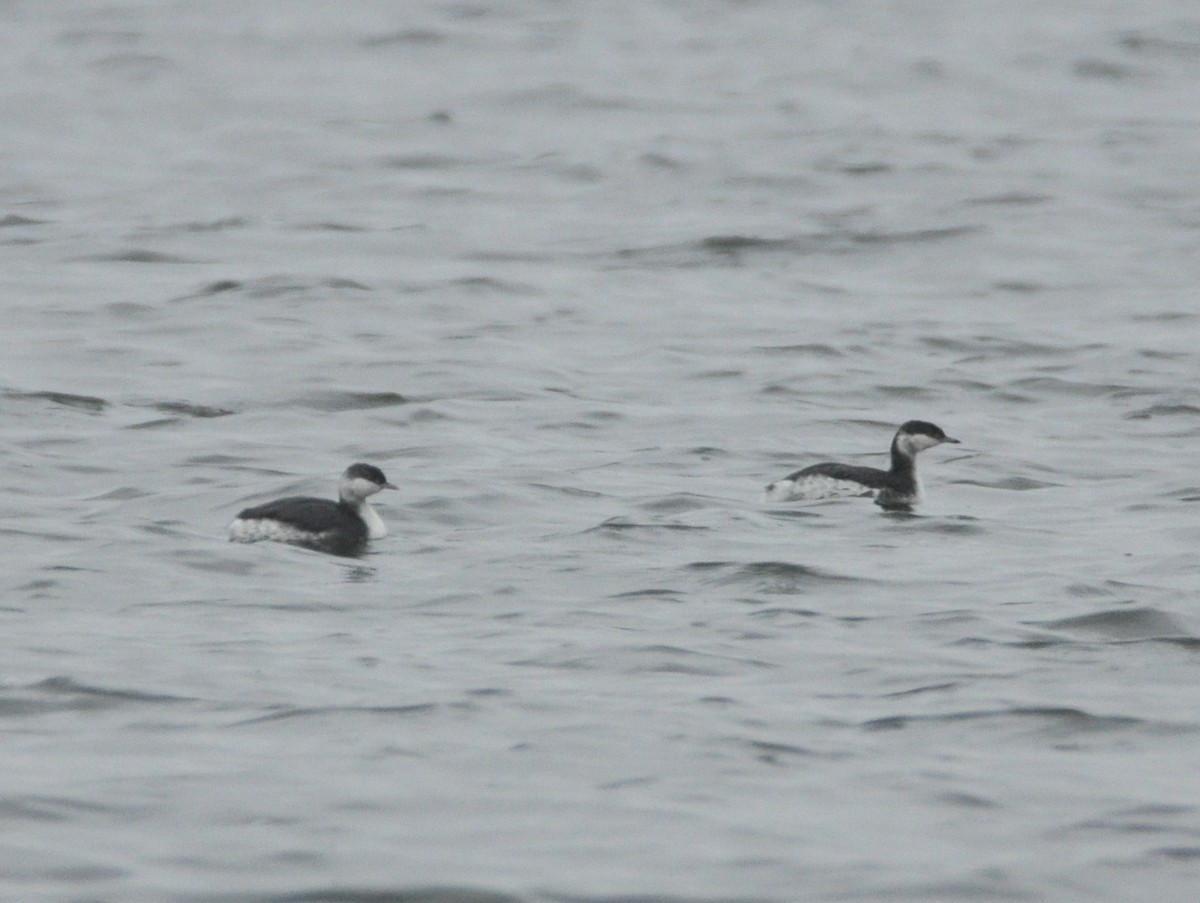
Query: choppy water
xmin=3 ymin=2 xmax=1200 ymax=901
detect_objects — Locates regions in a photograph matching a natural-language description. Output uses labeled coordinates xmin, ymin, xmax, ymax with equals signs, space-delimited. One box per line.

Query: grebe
xmin=763 ymin=420 xmax=959 ymax=510
xmin=229 ymin=463 xmax=396 ymax=554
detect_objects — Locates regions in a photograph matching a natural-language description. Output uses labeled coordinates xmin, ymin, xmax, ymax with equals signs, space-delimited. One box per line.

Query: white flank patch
xmin=763 ymin=475 xmax=875 ymax=503
xmin=228 ymin=518 xmax=321 ymax=545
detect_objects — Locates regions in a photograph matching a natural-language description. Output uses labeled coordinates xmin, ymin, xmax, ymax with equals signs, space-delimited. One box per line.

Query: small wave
xmin=194 ymin=279 xmax=243 ymax=295
xmin=614 ymin=234 xmax=827 ymax=267
xmin=292 ymin=391 xmax=411 ymax=412
xmin=184 ymin=453 xmax=252 ymax=466
xmin=380 ymin=153 xmax=477 ymax=170
xmin=87 ymin=52 xmax=174 ymax=81
xmin=899 ymin=518 xmax=986 ymax=536
xmin=360 ymin=28 xmax=449 ymax=48
xmin=448 ymin=276 xmax=538 ymax=295
xmin=247 ymin=885 xmax=523 ymax=903
xmin=1008 ymin=376 xmax=1135 ymax=398
xmin=583 ymin=516 xmax=709 ymax=535
xmin=0 ymin=845 xmax=127 ymax=882
xmin=691 ymin=560 xmax=858 ymax=594
xmin=956 ymin=476 xmax=1059 ymax=491
xmin=87 ymin=486 xmax=153 ymax=501
xmin=850 ymin=224 xmax=981 ymax=245
xmin=836 ymin=161 xmax=892 ymax=175
xmin=1119 ymin=25 xmax=1200 ymax=59
xmin=0 ymin=677 xmax=193 ymax=717
xmin=0 ymin=214 xmax=49 ymax=228
xmin=612 ymin=226 xmax=979 ymax=268
xmin=875 ymin=384 xmax=937 ymax=399
xmin=147 ymin=401 xmax=235 ymax=418
xmin=0 ymin=794 xmax=138 ymax=823
xmin=636 ymin=493 xmax=712 ymax=514
xmin=993 ymin=279 xmax=1047 ymax=293
xmin=1125 ymin=403 xmax=1200 ymax=421
xmin=1131 ymin=311 xmax=1198 ymax=324
xmin=700 ymin=234 xmax=799 ymax=256
xmin=608 ymin=588 xmax=687 ymax=602
xmin=864 ymin=706 xmax=1142 ymax=734
xmin=967 ymin=191 xmax=1052 ymax=206
xmin=233 ymin=704 xmax=437 ymax=727
xmin=745 ymin=738 xmax=821 ymax=763
xmin=755 ymin=343 xmax=844 ymax=358
xmin=175 ymin=552 xmax=262 ymax=576
xmin=7 ymin=390 xmax=107 ymax=412
xmin=881 ymin=681 xmax=960 ymax=699
xmin=528 ymin=483 xmax=605 ymax=499
xmin=1030 ymin=607 xmax=1191 ymax=641
xmin=31 ymin=676 xmax=192 ymax=703
xmin=498 ymin=83 xmax=635 ymax=112
xmin=294 ymin=221 xmax=369 ymax=232
xmin=760 ymin=506 xmax=823 ymax=521
xmin=935 ymin=791 xmax=1000 ymax=810
xmin=177 ymin=217 xmax=249 ymax=232
xmin=80 ymin=249 xmax=200 ymax=264
xmin=920 ymin=335 xmax=1099 ymax=357
xmin=746 ymin=606 xmax=820 ymax=623
xmin=546 ymin=895 xmax=767 ymax=903
xmin=512 ymin=644 xmax=774 ymax=676
xmin=1074 ymin=57 xmax=1135 ymax=80
xmin=178 ymin=275 xmax=372 ymax=300
xmin=1141 ymin=637 xmax=1200 ymax=650
xmin=1153 ymin=847 xmax=1200 ymax=862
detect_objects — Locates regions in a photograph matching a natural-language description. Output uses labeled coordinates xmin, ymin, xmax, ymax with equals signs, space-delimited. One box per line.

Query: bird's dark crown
xmin=344 ymin=462 xmax=389 ymax=486
xmin=897 ymin=420 xmax=948 ymax=441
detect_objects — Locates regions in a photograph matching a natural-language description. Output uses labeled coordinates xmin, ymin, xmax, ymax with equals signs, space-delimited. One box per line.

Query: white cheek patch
xmin=897 ymin=433 xmax=942 ymax=456
xmin=347 ymin=477 xmax=382 ymax=498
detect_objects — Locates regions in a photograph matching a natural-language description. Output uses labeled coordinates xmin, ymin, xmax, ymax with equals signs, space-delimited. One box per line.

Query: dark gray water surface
xmin=3 ymin=2 xmax=1200 ymax=901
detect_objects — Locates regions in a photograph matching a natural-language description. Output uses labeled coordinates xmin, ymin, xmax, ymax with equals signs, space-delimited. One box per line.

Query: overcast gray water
xmin=3 ymin=2 xmax=1200 ymax=901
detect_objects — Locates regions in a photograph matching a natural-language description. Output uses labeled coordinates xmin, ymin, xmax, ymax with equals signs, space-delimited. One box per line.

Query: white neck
xmin=356 ymin=500 xmax=388 ymax=539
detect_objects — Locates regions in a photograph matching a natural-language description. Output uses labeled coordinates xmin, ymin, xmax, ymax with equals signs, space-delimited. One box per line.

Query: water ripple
xmin=1030 ymin=607 xmax=1192 ymax=641
xmin=692 ymin=561 xmax=859 ymax=595
xmin=0 ymin=677 xmax=194 ymax=716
